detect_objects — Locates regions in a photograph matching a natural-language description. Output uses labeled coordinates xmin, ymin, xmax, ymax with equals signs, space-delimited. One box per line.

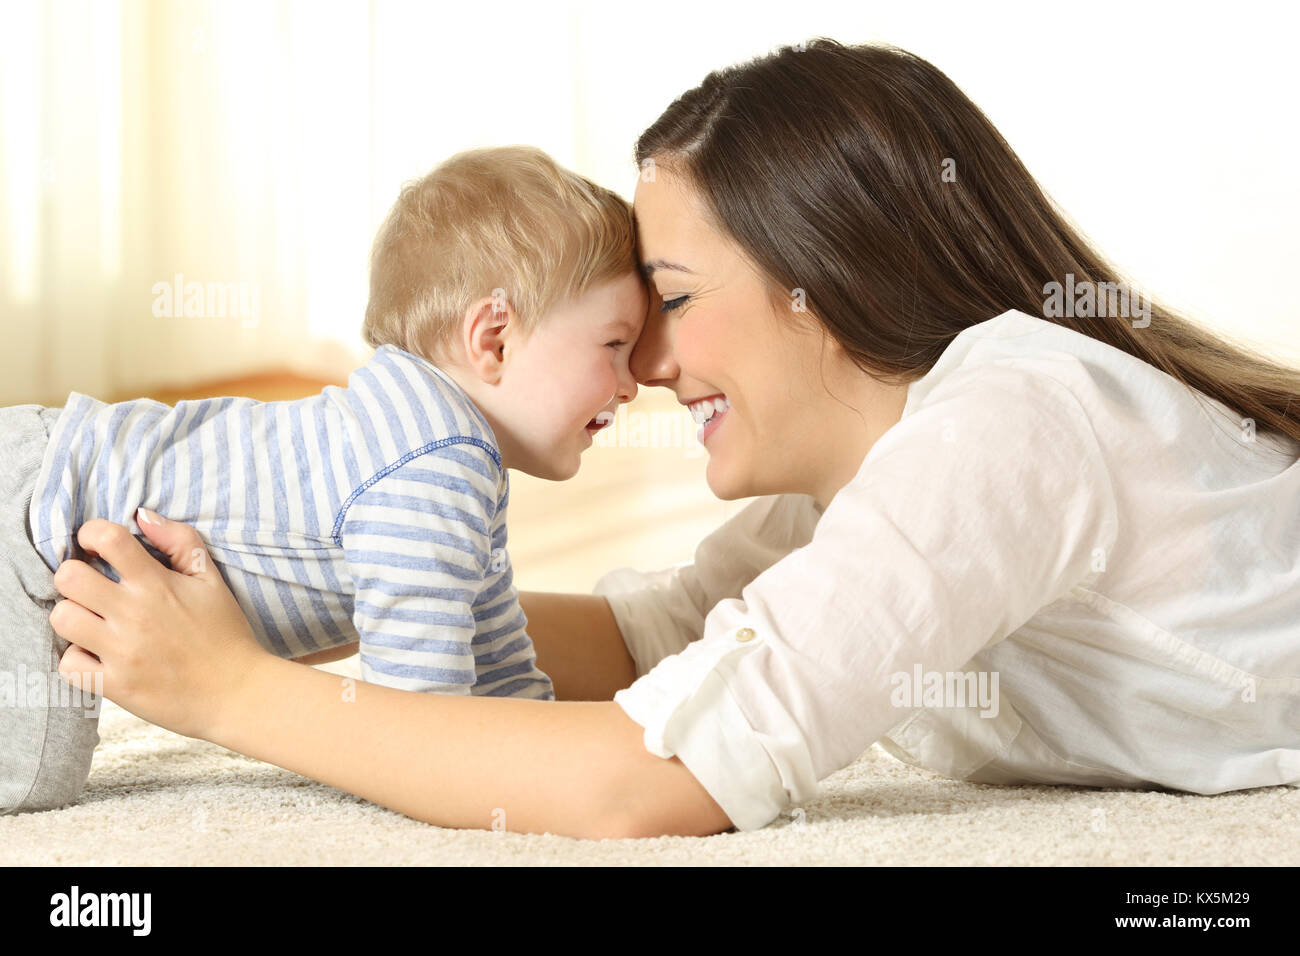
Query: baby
xmin=2 ymin=145 xmax=646 ymax=729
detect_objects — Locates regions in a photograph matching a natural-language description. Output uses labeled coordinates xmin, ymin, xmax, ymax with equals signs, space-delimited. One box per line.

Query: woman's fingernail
xmin=137 ymin=507 xmax=165 ymax=526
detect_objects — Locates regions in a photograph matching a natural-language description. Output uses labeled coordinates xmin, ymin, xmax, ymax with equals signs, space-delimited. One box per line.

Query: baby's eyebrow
xmin=606 ymin=316 xmax=641 ymax=334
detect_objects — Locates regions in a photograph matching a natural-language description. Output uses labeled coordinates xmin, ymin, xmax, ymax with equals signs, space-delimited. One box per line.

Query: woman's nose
xmin=630 ymin=308 xmax=678 ymax=388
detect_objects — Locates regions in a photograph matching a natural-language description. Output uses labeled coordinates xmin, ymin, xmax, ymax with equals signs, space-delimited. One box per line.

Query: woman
xmin=41 ymin=40 xmax=1300 ymax=838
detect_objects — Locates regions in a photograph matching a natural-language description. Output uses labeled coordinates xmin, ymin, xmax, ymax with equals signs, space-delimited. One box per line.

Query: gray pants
xmin=0 ymin=404 xmax=100 ymax=813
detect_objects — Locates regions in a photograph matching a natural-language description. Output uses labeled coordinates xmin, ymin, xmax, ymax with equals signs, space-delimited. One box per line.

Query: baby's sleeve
xmin=612 ymin=364 xmax=1121 ymax=831
xmin=336 ymin=443 xmax=502 ymax=695
xmin=469 ymin=504 xmax=555 ymax=700
xmin=592 ymin=494 xmax=823 ymax=677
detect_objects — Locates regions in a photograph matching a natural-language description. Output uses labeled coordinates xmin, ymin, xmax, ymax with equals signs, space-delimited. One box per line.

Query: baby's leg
xmin=0 ymin=405 xmax=100 ymax=814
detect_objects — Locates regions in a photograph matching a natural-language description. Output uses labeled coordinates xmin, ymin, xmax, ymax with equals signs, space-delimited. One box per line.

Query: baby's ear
xmin=459 ymin=294 xmax=513 ymax=384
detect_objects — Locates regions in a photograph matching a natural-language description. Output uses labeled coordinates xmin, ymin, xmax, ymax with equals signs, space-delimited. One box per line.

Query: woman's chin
xmin=704 ymin=457 xmax=750 ymax=501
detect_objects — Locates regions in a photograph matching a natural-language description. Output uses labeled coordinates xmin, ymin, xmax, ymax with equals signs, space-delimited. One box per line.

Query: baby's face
xmin=497 ymin=270 xmax=647 ymax=480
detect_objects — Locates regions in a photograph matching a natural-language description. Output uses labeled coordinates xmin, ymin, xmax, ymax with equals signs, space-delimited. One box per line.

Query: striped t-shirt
xmin=28 ymin=344 xmax=555 ymax=700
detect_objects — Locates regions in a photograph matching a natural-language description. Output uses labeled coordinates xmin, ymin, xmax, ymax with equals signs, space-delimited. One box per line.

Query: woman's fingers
xmin=52 ymin=558 xmax=120 ymax=618
xmin=57 ymin=641 xmax=105 ymax=690
xmin=43 ymin=513 xmax=270 ymax=740
xmin=134 ymin=508 xmax=216 ymax=579
xmin=49 ymin=597 xmax=109 ymax=660
xmin=75 ymin=518 xmax=162 ymax=585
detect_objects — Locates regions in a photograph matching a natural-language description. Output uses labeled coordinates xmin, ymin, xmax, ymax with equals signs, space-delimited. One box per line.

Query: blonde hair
xmin=362 ymin=145 xmax=637 ymax=363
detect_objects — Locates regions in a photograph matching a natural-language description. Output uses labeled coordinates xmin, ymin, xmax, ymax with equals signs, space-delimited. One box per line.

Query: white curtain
xmin=0 ymin=0 xmax=608 ymax=405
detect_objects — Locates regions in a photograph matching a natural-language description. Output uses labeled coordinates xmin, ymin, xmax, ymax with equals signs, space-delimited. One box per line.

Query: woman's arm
xmin=292 ymin=643 xmax=359 ymax=666
xmin=276 ymin=593 xmax=635 ymax=697
xmin=518 ymin=591 xmax=636 ymax=701
xmin=50 ymin=514 xmax=730 ymax=840
xmin=214 ymin=654 xmax=722 ymax=838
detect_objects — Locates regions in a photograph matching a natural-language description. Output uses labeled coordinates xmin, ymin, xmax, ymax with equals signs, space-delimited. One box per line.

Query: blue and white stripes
xmin=27 ymin=344 xmax=554 ymax=700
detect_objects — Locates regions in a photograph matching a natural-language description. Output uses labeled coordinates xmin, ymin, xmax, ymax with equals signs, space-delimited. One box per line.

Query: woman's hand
xmin=47 ymin=511 xmax=731 ymax=838
xmin=51 ymin=509 xmax=271 ymax=740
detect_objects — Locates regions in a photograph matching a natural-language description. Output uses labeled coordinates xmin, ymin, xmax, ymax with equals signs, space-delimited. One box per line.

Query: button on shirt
xmin=595 ymin=310 xmax=1300 ymax=831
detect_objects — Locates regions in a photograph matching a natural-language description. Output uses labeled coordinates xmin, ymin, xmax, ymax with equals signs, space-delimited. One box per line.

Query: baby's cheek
xmin=602 ymin=366 xmax=625 ymax=403
xmin=583 ymin=362 xmax=618 ymax=404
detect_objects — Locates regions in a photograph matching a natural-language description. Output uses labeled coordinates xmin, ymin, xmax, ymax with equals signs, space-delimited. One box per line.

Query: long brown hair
xmin=635 ymin=39 xmax=1300 ymax=450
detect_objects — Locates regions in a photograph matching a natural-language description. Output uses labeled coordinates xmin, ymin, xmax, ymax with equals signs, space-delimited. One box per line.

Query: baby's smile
xmin=584 ymin=411 xmax=616 ymax=437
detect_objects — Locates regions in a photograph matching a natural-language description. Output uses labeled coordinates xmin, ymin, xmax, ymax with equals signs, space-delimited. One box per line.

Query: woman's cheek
xmin=675 ymin=312 xmax=720 ymax=380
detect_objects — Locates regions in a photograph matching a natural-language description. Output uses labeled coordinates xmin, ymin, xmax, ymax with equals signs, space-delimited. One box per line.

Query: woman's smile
xmin=685 ymin=393 xmax=731 ymax=443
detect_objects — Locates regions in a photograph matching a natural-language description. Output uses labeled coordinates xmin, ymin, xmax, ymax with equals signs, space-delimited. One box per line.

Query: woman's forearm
xmin=210 ymin=653 xmax=648 ymax=839
xmin=519 ymin=591 xmax=637 ymax=701
xmin=51 ymin=517 xmax=731 ymax=840
xmin=288 ymin=593 xmax=632 ymax=693
xmin=291 ymin=642 xmax=359 ymax=666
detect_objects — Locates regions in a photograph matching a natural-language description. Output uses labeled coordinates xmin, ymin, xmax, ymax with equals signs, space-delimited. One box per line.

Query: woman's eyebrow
xmin=639 ymin=258 xmax=696 ymax=279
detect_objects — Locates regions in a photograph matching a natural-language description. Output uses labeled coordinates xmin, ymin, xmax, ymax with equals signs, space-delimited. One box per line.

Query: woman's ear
xmin=460 ymin=294 xmax=515 ymax=385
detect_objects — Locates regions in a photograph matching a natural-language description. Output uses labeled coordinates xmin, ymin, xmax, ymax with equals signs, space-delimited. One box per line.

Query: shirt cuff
xmin=612 ymin=612 xmax=799 ymax=832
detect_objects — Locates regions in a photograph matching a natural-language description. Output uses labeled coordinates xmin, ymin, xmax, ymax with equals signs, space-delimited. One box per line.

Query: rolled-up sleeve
xmin=612 ymin=365 xmax=1121 ymax=831
xmin=593 ymin=493 xmax=823 ymax=677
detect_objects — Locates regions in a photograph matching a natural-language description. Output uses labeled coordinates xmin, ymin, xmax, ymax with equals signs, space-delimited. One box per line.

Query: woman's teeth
xmin=688 ymin=395 xmax=731 ymax=426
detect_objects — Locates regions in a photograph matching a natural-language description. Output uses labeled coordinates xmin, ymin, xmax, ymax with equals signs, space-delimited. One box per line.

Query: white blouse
xmin=594 ymin=309 xmax=1300 ymax=832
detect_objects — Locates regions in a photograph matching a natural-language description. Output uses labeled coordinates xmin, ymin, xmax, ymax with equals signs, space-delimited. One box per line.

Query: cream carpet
xmin=3 ymin=653 xmax=1297 ymax=866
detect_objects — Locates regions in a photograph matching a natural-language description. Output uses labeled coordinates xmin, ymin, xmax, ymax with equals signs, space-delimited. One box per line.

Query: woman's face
xmin=630 ymin=164 xmax=908 ymax=507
